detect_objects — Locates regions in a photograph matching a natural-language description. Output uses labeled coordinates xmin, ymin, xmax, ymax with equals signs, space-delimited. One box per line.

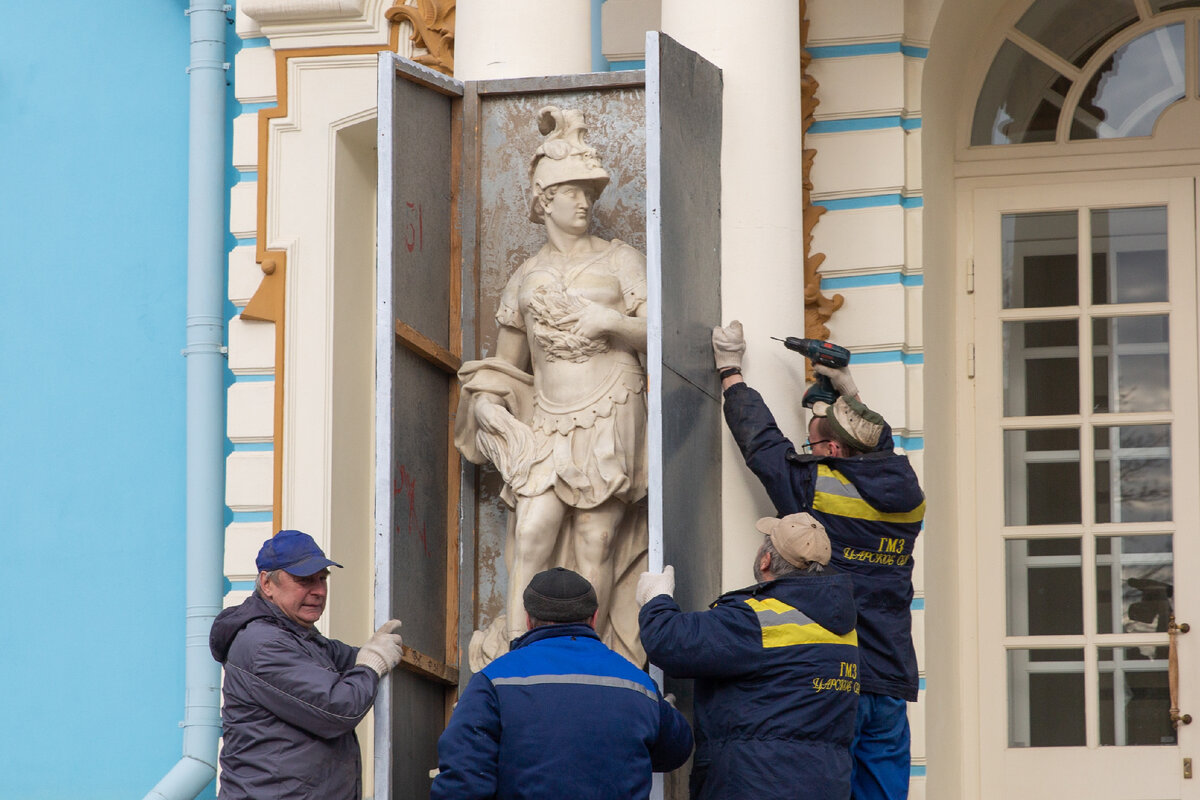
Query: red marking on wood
xmin=404 ymin=202 xmax=424 ymax=253
xmin=397 ymin=464 xmax=430 ymax=557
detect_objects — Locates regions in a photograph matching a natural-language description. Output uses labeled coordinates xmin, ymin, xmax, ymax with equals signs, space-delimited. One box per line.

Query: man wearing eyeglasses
xmin=699 ymin=321 xmax=926 ymax=800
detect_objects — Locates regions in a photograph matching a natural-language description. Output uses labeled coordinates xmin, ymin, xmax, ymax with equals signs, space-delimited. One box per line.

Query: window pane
xmin=1096 ymin=534 xmax=1174 ymax=635
xmin=1003 ymin=211 xmax=1078 ymax=308
xmin=1004 ymin=320 xmax=1079 ymax=416
xmin=972 ymin=40 xmax=1071 ymax=146
xmin=1099 ymin=647 xmax=1176 ymax=746
xmin=1007 ymin=538 xmax=1083 ymax=635
xmin=1005 ymin=428 xmax=1081 ymax=525
xmin=1016 ymin=0 xmax=1139 ymax=67
xmin=1071 ymin=25 xmax=1185 ymax=139
xmin=1091 ymin=206 xmax=1168 ymax=304
xmin=1094 ymin=425 xmax=1172 ymax=523
xmin=1009 ymin=648 xmax=1086 ymax=747
xmin=1092 ymin=316 xmax=1170 ymax=413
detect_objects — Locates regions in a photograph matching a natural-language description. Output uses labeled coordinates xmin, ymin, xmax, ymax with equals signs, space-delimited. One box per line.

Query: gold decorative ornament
xmin=386 ymin=0 xmax=456 ymax=76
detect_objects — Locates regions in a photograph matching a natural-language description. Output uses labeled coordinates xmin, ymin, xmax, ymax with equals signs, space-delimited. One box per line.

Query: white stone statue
xmin=455 ymin=106 xmax=648 ymax=670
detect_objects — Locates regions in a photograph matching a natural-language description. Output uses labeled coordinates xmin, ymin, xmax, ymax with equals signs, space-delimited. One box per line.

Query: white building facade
xmin=222 ymin=1 xmax=1200 ymax=798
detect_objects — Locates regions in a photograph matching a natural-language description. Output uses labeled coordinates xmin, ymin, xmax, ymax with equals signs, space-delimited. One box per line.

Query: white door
xmin=972 ymin=177 xmax=1200 ymax=799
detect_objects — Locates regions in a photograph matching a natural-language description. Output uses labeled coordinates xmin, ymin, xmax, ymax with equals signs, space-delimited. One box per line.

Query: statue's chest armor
xmin=519 ymin=262 xmax=622 ymax=313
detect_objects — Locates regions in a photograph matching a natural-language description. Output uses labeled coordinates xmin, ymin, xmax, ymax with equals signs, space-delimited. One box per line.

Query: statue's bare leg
xmin=571 ymin=497 xmax=625 ymax=641
xmin=508 ymin=491 xmax=568 ymax=642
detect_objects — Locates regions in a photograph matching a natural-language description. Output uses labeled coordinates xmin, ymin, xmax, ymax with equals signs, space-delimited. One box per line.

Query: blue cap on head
xmin=256 ymin=530 xmax=343 ymax=576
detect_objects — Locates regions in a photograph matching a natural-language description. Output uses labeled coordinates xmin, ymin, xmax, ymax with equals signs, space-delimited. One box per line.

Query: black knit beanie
xmin=523 ymin=567 xmax=598 ymax=623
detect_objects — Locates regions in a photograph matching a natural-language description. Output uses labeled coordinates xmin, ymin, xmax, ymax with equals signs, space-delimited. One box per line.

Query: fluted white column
xmin=662 ymin=1 xmax=807 ymax=590
xmin=455 ymin=0 xmax=592 ymax=80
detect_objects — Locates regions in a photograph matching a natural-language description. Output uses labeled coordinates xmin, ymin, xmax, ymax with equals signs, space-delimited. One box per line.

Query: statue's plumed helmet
xmin=528 ymin=106 xmax=610 ymax=223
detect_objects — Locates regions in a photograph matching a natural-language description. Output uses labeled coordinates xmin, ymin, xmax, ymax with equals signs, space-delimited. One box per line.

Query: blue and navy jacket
xmin=431 ymin=623 xmax=693 ymax=800
xmin=723 ymin=382 xmax=925 ymax=701
xmin=639 ymin=572 xmax=859 ymax=800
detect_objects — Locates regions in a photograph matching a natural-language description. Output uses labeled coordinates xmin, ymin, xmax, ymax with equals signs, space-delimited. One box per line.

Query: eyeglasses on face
xmin=800 ymin=439 xmax=831 ymax=455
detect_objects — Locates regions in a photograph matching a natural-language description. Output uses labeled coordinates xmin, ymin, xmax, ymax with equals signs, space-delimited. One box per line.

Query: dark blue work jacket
xmin=431 ymin=623 xmax=693 ymax=800
xmin=723 ymin=382 xmax=925 ymax=701
xmin=639 ymin=572 xmax=859 ymax=800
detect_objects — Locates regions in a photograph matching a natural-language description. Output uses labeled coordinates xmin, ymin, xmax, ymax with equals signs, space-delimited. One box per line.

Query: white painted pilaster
xmin=454 ymin=0 xmax=591 ymax=80
xmin=661 ymin=0 xmax=806 ymax=591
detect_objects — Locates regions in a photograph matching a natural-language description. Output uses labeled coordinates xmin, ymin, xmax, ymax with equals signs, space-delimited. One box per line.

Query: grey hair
xmin=754 ymin=536 xmax=825 ymax=582
xmin=255 ymin=569 xmax=283 ymax=597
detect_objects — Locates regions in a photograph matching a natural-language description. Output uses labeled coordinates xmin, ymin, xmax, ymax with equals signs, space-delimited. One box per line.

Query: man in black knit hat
xmin=432 ymin=567 xmax=693 ymax=800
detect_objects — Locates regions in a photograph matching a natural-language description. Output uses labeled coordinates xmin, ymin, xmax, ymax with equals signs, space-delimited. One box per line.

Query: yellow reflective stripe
xmin=744 ymin=597 xmax=858 ymax=649
xmin=761 ymin=623 xmax=859 ymax=649
xmin=745 ymin=597 xmax=792 ymax=614
xmin=812 ymin=492 xmax=926 ymax=523
xmin=812 ymin=465 xmax=925 ymax=523
xmin=817 ymin=463 xmax=853 ymax=485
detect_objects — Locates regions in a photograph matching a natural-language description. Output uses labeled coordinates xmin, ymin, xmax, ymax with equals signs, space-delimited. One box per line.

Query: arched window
xmin=971 ymin=0 xmax=1200 ymax=145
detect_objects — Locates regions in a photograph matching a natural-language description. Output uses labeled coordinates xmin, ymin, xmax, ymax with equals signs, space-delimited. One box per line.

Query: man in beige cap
xmin=709 ymin=321 xmax=926 ymax=800
xmin=637 ymin=513 xmax=859 ymax=800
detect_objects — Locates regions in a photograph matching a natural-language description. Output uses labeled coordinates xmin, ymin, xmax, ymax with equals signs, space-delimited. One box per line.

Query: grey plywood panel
xmin=387 ymin=673 xmax=444 ymax=798
xmin=647 ymin=32 xmax=723 ymax=605
xmin=376 ymin=54 xmax=465 ymax=800
xmin=391 ymin=70 xmax=456 ymax=349
xmin=658 ymin=367 xmax=723 ymax=611
xmin=389 ymin=345 xmax=450 ymax=661
xmin=646 ymin=38 xmax=722 ymax=798
xmin=656 ymin=37 xmax=723 ymax=398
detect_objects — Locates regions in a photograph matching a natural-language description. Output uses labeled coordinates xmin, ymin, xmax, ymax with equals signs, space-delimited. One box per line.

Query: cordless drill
xmin=772 ymin=337 xmax=851 ymax=409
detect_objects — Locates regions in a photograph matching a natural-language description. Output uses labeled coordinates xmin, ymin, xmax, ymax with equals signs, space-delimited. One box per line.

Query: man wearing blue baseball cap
xmin=210 ymin=530 xmax=404 ymax=800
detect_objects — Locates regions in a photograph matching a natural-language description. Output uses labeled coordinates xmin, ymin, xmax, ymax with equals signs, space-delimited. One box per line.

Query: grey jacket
xmin=209 ymin=593 xmax=380 ymax=800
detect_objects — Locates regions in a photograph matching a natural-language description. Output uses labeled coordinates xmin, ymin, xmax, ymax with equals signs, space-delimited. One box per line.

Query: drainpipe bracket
xmin=184 ymin=62 xmax=231 ymax=74
xmin=180 ymin=345 xmax=229 ymax=358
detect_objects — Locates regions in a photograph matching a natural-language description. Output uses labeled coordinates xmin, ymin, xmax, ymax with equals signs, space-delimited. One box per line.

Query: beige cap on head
xmin=755 ymin=513 xmax=832 ymax=567
xmin=827 ymin=395 xmax=885 ymax=451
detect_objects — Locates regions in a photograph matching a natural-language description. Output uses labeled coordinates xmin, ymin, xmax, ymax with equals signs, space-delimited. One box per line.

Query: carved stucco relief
xmin=800 ymin=2 xmax=843 ymax=352
xmin=387 ymin=0 xmax=456 ymax=75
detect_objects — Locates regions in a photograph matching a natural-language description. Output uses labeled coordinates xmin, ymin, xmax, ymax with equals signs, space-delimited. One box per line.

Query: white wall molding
xmin=241 ymin=0 xmax=393 ymax=47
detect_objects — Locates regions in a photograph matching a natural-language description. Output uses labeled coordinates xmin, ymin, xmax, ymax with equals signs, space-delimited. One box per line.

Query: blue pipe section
xmin=144 ymin=1 xmax=228 ymax=798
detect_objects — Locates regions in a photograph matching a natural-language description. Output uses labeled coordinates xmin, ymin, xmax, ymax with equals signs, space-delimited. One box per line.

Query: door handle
xmin=1170 ymin=616 xmax=1192 ymax=727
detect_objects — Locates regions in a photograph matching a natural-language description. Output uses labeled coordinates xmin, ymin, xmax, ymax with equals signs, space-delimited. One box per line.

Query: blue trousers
xmin=850 ymin=692 xmax=910 ymax=800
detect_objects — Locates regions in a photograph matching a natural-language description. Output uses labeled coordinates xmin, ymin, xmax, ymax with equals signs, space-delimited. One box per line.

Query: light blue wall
xmin=0 ymin=3 xmax=215 ymax=797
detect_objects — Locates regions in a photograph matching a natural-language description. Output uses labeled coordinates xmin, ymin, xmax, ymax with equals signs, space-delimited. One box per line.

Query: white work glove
xmin=355 ymin=619 xmax=404 ymax=677
xmin=814 ymin=362 xmax=858 ymax=398
xmin=712 ymin=321 xmax=746 ymax=371
xmin=636 ymin=565 xmax=675 ymax=607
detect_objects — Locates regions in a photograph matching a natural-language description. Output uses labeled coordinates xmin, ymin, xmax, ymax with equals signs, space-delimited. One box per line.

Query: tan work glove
xmin=712 ymin=321 xmax=746 ymax=371
xmin=355 ymin=619 xmax=404 ymax=677
xmin=636 ymin=565 xmax=676 ymax=607
xmin=814 ymin=362 xmax=859 ymax=398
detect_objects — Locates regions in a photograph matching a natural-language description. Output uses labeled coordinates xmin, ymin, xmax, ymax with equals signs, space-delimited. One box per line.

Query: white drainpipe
xmin=143 ymin=1 xmax=228 ymax=797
